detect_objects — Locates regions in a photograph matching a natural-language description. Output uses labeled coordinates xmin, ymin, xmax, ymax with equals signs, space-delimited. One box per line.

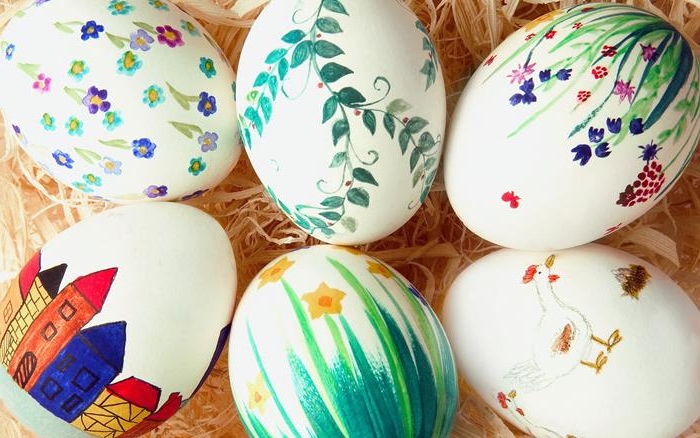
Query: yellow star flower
xmin=301 ymin=283 xmax=346 ymax=319
xmin=523 ymin=9 xmax=563 ymax=32
xmin=367 ymin=260 xmax=393 ymax=278
xmin=247 ymin=373 xmax=270 ymax=415
xmin=258 ymin=257 xmax=294 ymax=289
xmin=333 ymin=245 xmax=364 ymax=255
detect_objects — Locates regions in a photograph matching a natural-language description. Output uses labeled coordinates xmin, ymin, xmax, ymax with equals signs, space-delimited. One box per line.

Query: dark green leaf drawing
xmin=362 ymin=110 xmax=376 ymax=135
xmin=386 ymin=98 xmax=412 ymax=114
xmin=406 ymin=117 xmax=429 ymax=134
xmin=315 ymin=40 xmax=344 ymax=58
xmin=322 ymin=0 xmax=348 ymax=15
xmin=320 ymin=62 xmax=353 ymax=83
xmin=383 ymin=113 xmax=396 ymax=138
xmin=416 ymin=21 xmax=439 ymax=90
xmin=308 ymin=216 xmax=328 ymax=228
xmin=412 ymin=163 xmax=425 ymax=187
xmin=253 ymin=72 xmax=270 ymax=87
xmin=260 ymin=96 xmax=273 ymax=123
xmin=291 ymin=41 xmax=313 ymax=68
xmin=398 ymin=129 xmax=411 ymax=154
xmin=268 ymin=75 xmax=279 ymax=100
xmin=321 ymin=196 xmax=345 ymax=208
xmin=279 ymin=58 xmax=290 ymax=80
xmin=323 ymin=97 xmax=339 ymax=123
xmin=329 ymin=152 xmax=346 ymax=167
xmin=244 ymin=106 xmax=264 ymax=135
xmin=417 ymin=131 xmax=436 ymax=152
xmin=353 ymin=168 xmax=378 ymax=186
xmin=337 ymin=87 xmax=366 ymax=106
xmin=340 ymin=216 xmax=357 ymax=232
xmin=347 ymin=187 xmax=370 ymax=207
xmin=420 ymin=60 xmax=437 ymax=90
xmin=316 ymin=17 xmax=342 ymax=33
xmin=409 ymin=148 xmax=422 ymax=172
xmin=282 ymin=29 xmax=306 ymax=44
xmin=319 ymin=211 xmax=342 ymax=221
xmin=332 ymin=119 xmax=349 ymax=145
xmin=265 ymin=48 xmax=288 ymax=64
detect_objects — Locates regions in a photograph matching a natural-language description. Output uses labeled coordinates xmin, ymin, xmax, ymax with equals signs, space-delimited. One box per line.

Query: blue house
xmin=29 ymin=321 xmax=126 ymax=422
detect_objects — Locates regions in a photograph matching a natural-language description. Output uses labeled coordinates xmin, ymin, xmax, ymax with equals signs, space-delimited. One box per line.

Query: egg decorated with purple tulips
xmin=444 ymin=4 xmax=700 ymax=250
xmin=0 ymin=0 xmax=240 ymax=202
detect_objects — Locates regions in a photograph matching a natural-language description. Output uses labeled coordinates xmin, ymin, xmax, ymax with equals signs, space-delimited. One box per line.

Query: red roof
xmin=19 ymin=252 xmax=41 ymax=299
xmin=73 ymin=268 xmax=118 ymax=311
xmin=107 ymin=376 xmax=161 ymax=411
xmin=147 ymin=392 xmax=182 ymax=421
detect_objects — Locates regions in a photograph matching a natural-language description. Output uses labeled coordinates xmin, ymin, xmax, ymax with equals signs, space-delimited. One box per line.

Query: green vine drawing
xmin=239 ymin=0 xmax=441 ymax=238
xmin=416 ymin=20 xmax=438 ymax=90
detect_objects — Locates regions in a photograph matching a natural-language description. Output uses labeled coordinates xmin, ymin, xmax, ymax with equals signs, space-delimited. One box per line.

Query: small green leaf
xmin=383 ymin=113 xmax=396 ymax=138
xmin=268 ymin=75 xmax=279 ymax=100
xmin=18 ymin=63 xmax=40 ymax=79
xmin=265 ymin=48 xmax=287 ymax=64
xmin=398 ymin=128 xmax=411 ymax=154
xmin=314 ymin=40 xmax=344 ymax=58
xmin=409 ymin=147 xmax=422 ymax=172
xmin=657 ymin=128 xmax=672 ymax=144
xmin=316 ymin=17 xmax=342 ymax=33
xmin=246 ymin=90 xmax=259 ymax=103
xmin=321 ymin=196 xmax=345 ymax=208
xmin=253 ymin=71 xmax=269 ymax=87
xmin=74 ymin=147 xmax=102 ymax=164
xmin=244 ymin=107 xmax=264 ymax=135
xmin=675 ymin=116 xmax=687 ymax=140
xmin=386 ymin=98 xmax=412 ymax=114
xmin=406 ymin=117 xmax=429 ymax=134
xmin=63 ymin=86 xmax=87 ymax=105
xmin=167 ymin=82 xmax=196 ymax=110
xmin=347 ymin=187 xmax=370 ymax=208
xmin=133 ymin=21 xmax=156 ymax=34
xmin=309 ymin=216 xmax=328 ymax=228
xmin=319 ymin=211 xmax=342 ymax=221
xmin=294 ymin=214 xmax=311 ymax=230
xmin=337 ymin=87 xmax=365 ymax=106
xmin=106 ymin=32 xmax=127 ymax=49
xmin=169 ymin=121 xmax=203 ymax=139
xmin=260 ymin=96 xmax=273 ymax=123
xmin=420 ymin=170 xmax=437 ymax=202
xmin=420 ymin=60 xmax=437 ymax=90
xmin=422 ymin=37 xmax=432 ymax=51
xmin=278 ymin=58 xmax=290 ymax=79
xmin=282 ymin=29 xmax=306 ymax=44
xmin=98 ymin=139 xmax=130 ymax=149
xmin=53 ymin=22 xmax=75 ymax=33
xmin=362 ymin=110 xmax=376 ymax=135
xmin=412 ymin=163 xmax=425 ymax=187
xmin=242 ymin=127 xmax=252 ymax=148
xmin=319 ymin=62 xmax=353 ymax=83
xmin=291 ymin=40 xmax=312 ymax=68
xmin=417 ymin=131 xmax=435 ymax=151
xmin=353 ymin=168 xmax=378 ymax=186
xmin=341 ymin=216 xmax=357 ymax=232
xmin=332 ymin=119 xmax=349 ymax=145
xmin=322 ymin=96 xmax=338 ymax=123
xmin=322 ymin=0 xmax=348 ymax=14
xmin=329 ymin=152 xmax=346 ymax=167
xmin=675 ymin=99 xmax=692 ymax=111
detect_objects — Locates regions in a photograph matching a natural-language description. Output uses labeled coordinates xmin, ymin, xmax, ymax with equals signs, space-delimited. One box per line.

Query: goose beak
xmin=545 ymin=254 xmax=555 ymax=269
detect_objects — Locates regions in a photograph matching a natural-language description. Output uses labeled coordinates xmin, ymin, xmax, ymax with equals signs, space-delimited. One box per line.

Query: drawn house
xmin=0 ymin=252 xmax=67 ymax=366
xmin=72 ymin=376 xmax=161 ymax=437
xmin=29 ymin=321 xmax=126 ymax=423
xmin=7 ymin=267 xmax=117 ymax=390
xmin=119 ymin=392 xmax=183 ymax=438
xmin=192 ymin=324 xmax=230 ymax=396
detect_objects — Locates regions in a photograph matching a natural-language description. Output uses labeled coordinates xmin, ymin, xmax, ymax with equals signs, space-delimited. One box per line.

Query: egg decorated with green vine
xmin=444 ymin=4 xmax=700 ymax=250
xmin=236 ymin=0 xmax=446 ymax=245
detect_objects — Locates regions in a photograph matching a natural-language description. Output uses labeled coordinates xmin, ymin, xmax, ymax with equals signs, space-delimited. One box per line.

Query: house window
xmin=41 ymin=322 xmax=57 ymax=341
xmin=73 ymin=367 xmax=98 ymax=392
xmin=55 ymin=354 xmax=75 ymax=373
xmin=59 ymin=300 xmax=76 ymax=321
xmin=39 ymin=377 xmax=63 ymax=401
xmin=3 ymin=302 xmax=12 ymax=323
xmin=61 ymin=394 xmax=83 ymax=415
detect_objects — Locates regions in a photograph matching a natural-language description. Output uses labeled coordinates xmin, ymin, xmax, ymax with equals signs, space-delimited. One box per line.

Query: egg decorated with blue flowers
xmin=228 ymin=245 xmax=458 ymax=437
xmin=444 ymin=3 xmax=700 ymax=250
xmin=0 ymin=0 xmax=240 ymax=202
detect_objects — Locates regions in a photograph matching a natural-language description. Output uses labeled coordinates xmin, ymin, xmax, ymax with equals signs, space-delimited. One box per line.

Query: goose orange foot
xmin=580 ymin=351 xmax=608 ymax=374
xmin=591 ymin=329 xmax=622 ymax=353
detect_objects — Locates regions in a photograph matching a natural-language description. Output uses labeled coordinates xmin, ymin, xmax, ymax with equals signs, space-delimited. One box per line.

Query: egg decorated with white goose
xmin=442 ymin=243 xmax=700 ymax=438
xmin=444 ymin=3 xmax=700 ymax=250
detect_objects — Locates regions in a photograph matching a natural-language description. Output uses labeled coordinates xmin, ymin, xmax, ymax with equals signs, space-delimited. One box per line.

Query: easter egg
xmin=236 ymin=0 xmax=446 ymax=245
xmin=0 ymin=0 xmax=240 ymax=202
xmin=228 ymin=245 xmax=458 ymax=437
xmin=444 ymin=4 xmax=700 ymax=250
xmin=442 ymin=244 xmax=700 ymax=438
xmin=0 ymin=202 xmax=237 ymax=437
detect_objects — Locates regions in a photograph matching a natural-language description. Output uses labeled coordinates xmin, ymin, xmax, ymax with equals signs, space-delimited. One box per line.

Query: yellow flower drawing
xmin=258 ymin=256 xmax=294 ymax=288
xmin=247 ymin=373 xmax=271 ymax=415
xmin=524 ymin=9 xmax=564 ymax=32
xmin=367 ymin=260 xmax=392 ymax=279
xmin=301 ymin=282 xmax=346 ymax=319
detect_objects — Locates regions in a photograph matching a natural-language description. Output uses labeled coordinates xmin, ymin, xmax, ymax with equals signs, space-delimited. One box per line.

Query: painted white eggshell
xmin=0 ymin=0 xmax=240 ymax=202
xmin=237 ymin=0 xmax=445 ymax=245
xmin=228 ymin=245 xmax=458 ymax=437
xmin=0 ymin=202 xmax=237 ymax=437
xmin=444 ymin=4 xmax=700 ymax=250
xmin=442 ymin=244 xmax=700 ymax=438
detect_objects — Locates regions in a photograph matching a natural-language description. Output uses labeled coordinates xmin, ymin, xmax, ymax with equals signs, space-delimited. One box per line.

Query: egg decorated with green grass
xmin=228 ymin=245 xmax=458 ymax=437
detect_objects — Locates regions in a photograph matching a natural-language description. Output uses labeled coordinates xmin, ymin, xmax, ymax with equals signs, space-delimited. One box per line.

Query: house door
xmin=13 ymin=351 xmax=37 ymax=388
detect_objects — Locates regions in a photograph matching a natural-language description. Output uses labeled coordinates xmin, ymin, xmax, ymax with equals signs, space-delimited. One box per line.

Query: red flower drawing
xmin=502 ymin=191 xmax=521 ymax=209
xmin=497 ymin=392 xmax=508 ymax=409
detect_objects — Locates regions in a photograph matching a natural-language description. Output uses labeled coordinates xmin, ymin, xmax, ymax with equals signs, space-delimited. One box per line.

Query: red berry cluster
xmin=592 ymin=65 xmax=608 ymax=79
xmin=601 ymin=45 xmax=617 ymax=57
xmin=617 ymin=160 xmax=665 ymax=207
xmin=577 ymin=90 xmax=591 ymax=102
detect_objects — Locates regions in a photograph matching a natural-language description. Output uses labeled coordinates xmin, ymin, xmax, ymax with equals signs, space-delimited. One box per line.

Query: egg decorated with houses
xmin=0 ymin=0 xmax=240 ymax=202
xmin=236 ymin=0 xmax=446 ymax=245
xmin=442 ymin=244 xmax=700 ymax=438
xmin=444 ymin=3 xmax=700 ymax=250
xmin=0 ymin=203 xmax=237 ymax=437
xmin=228 ymin=245 xmax=458 ymax=437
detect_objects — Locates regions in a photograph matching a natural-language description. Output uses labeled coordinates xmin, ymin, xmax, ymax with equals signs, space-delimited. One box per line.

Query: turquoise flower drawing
xmin=188 ymin=157 xmax=206 ymax=176
xmin=102 ymin=111 xmax=123 ymax=131
xmin=83 ymin=173 xmax=103 ymax=186
xmin=72 ymin=181 xmax=94 ymax=193
xmin=65 ymin=116 xmax=84 ymax=136
xmin=117 ymin=50 xmax=142 ymax=76
xmin=100 ymin=157 xmax=122 ymax=175
xmin=143 ymin=84 xmax=165 ymax=107
xmin=108 ymin=0 xmax=133 ymax=15
xmin=181 ymin=19 xmax=200 ymax=36
xmin=40 ymin=113 xmax=56 ymax=131
xmin=199 ymin=57 xmax=216 ymax=78
xmin=148 ymin=0 xmax=169 ymax=10
xmin=67 ymin=60 xmax=90 ymax=81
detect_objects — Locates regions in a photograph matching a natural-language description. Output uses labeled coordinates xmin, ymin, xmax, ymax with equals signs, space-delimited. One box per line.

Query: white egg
xmin=0 ymin=202 xmax=236 ymax=437
xmin=0 ymin=0 xmax=240 ymax=202
xmin=236 ymin=0 xmax=446 ymax=245
xmin=444 ymin=4 xmax=700 ymax=250
xmin=442 ymin=243 xmax=700 ymax=438
xmin=228 ymin=245 xmax=458 ymax=437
